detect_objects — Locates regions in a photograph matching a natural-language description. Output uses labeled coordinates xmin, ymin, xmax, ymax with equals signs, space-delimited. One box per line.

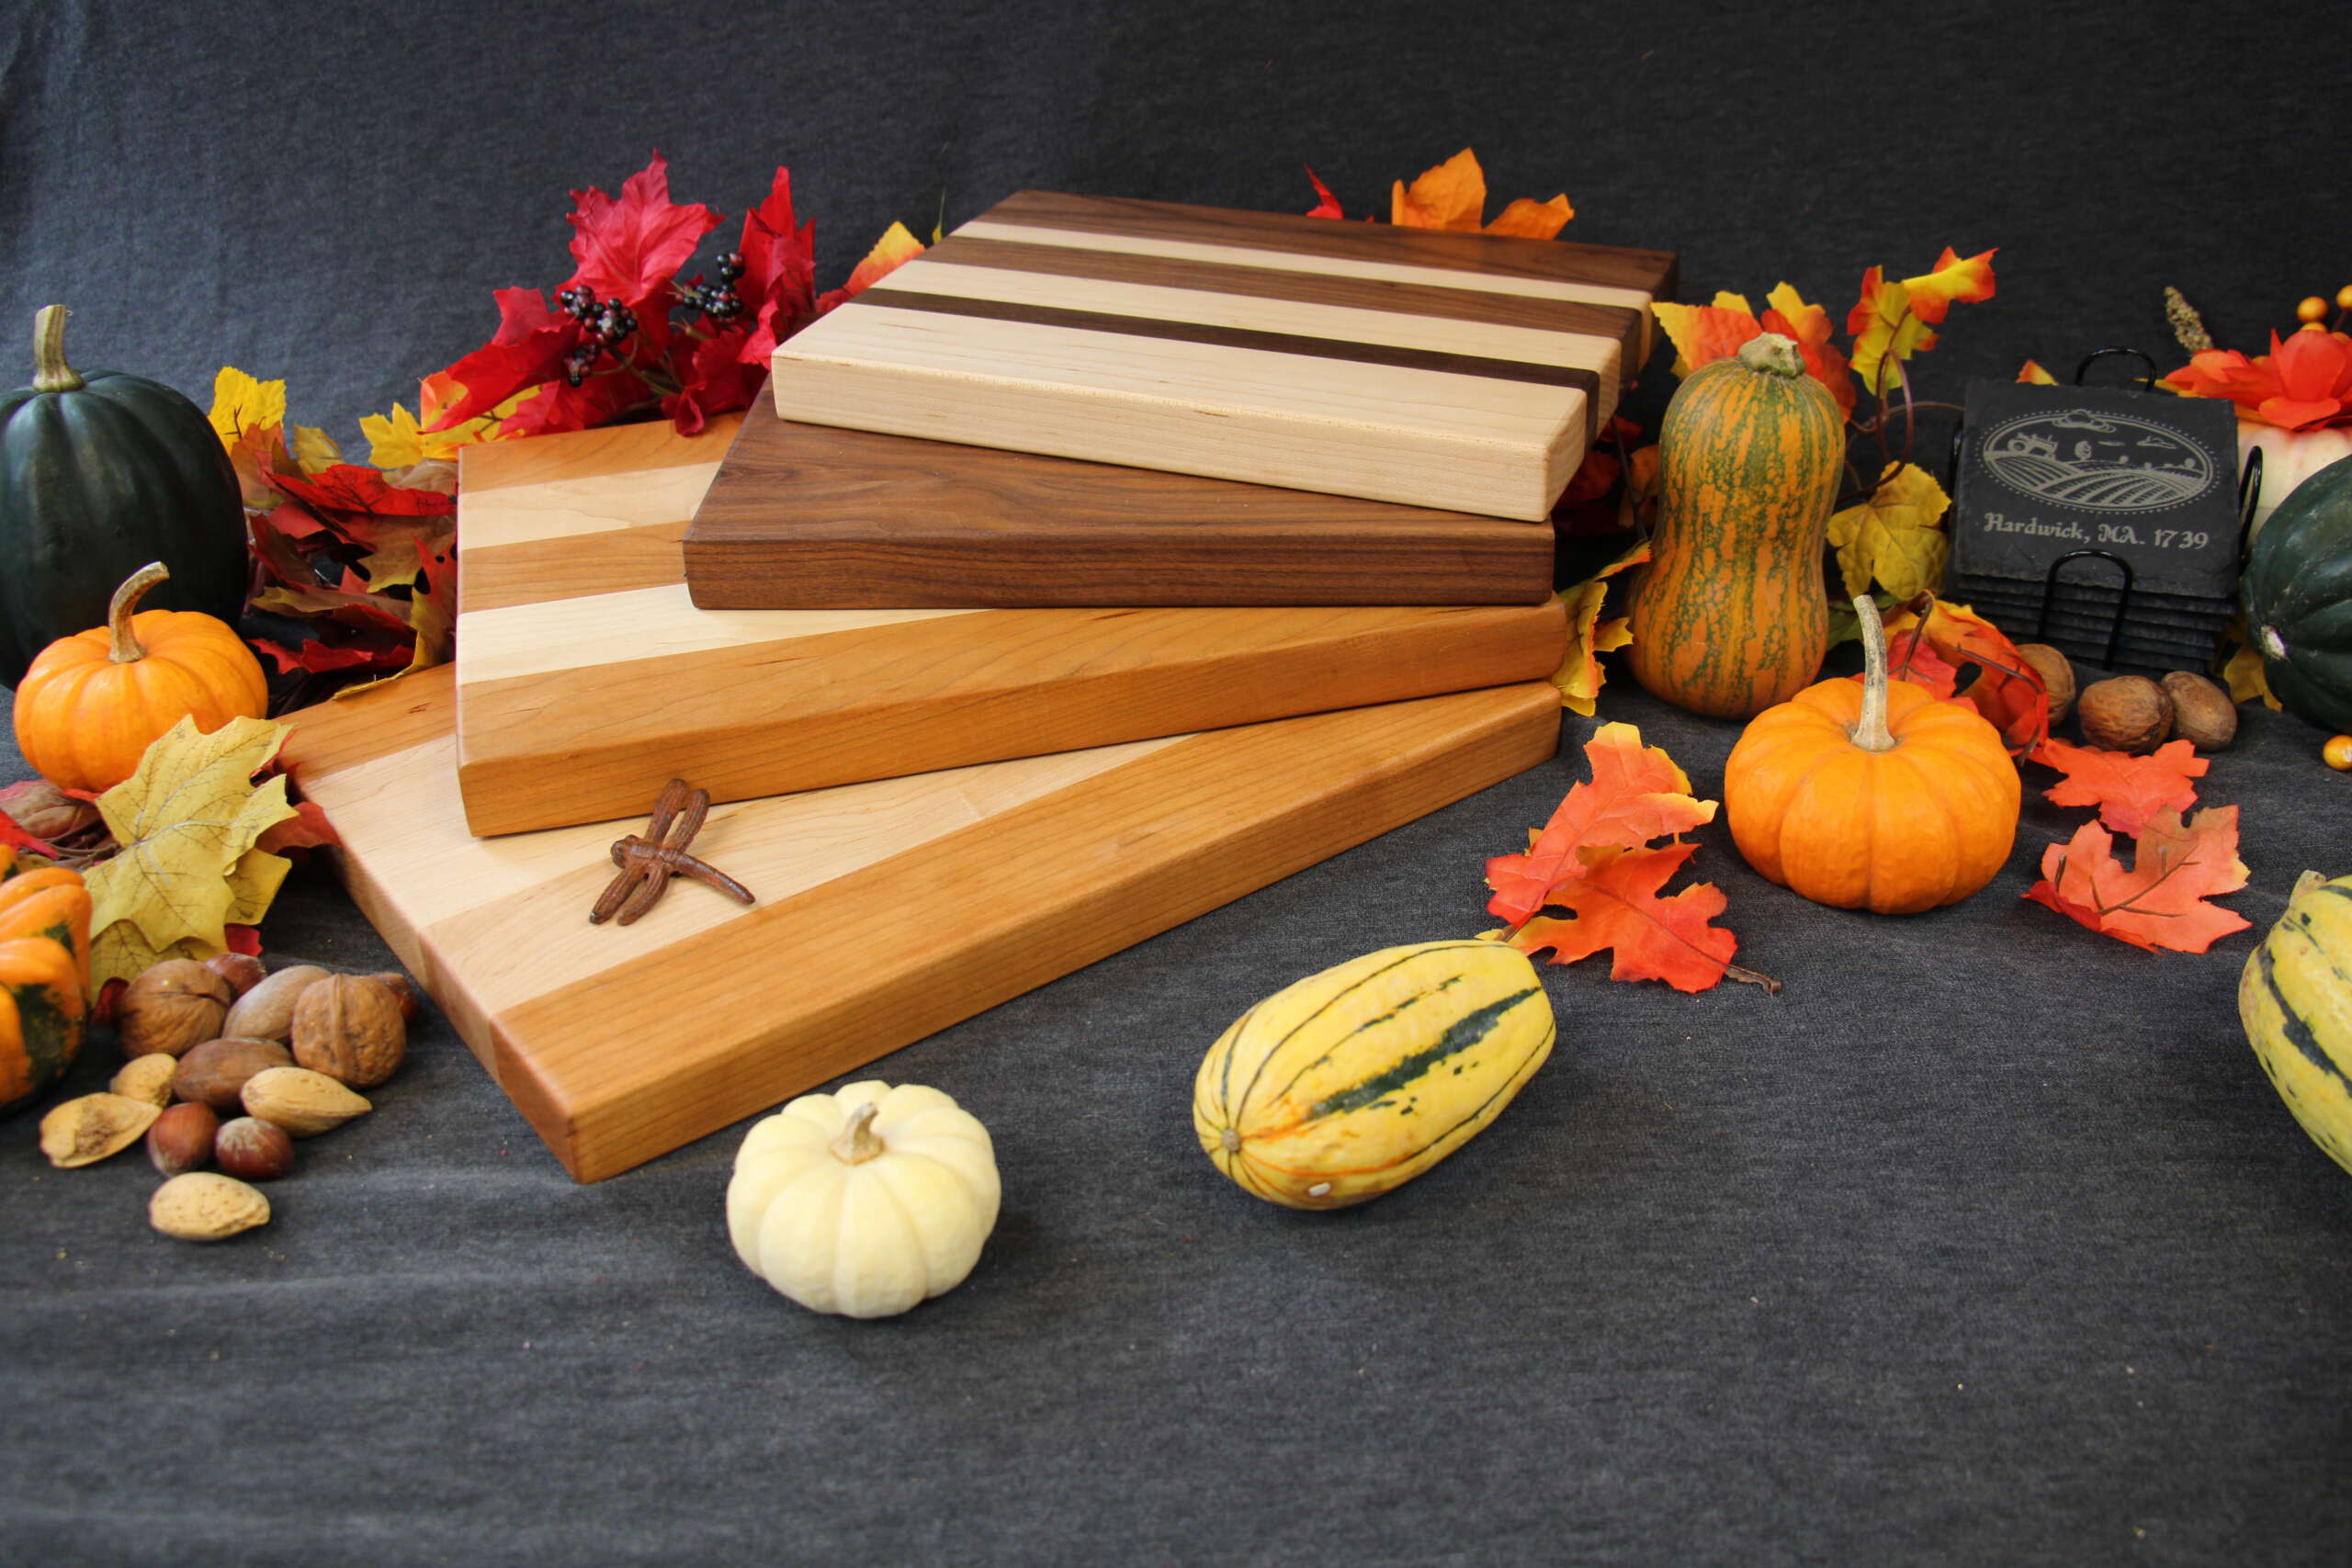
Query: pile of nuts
xmin=2015 ymin=644 xmax=2239 ymax=755
xmin=36 ymin=953 xmax=417 ymax=1242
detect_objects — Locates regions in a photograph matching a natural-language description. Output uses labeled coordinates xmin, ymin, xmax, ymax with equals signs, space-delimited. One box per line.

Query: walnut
xmin=289 ymin=975 xmax=407 ymax=1089
xmin=220 ymin=964 xmax=330 ymax=1042
xmin=2161 ymin=671 xmax=2238 ymax=751
xmin=2077 ymin=675 xmax=2174 ymax=753
xmin=115 ymin=960 xmax=233 ymax=1058
xmin=173 ymin=1037 xmax=296 ymax=1112
xmin=2014 ymin=643 xmax=2077 ymax=725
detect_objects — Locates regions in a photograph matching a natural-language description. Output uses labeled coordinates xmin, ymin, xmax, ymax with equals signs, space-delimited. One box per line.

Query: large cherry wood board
xmin=282 ymin=664 xmax=1560 ymax=1182
xmin=454 ymin=417 xmax=1566 ymax=836
xmin=680 ymin=396 xmax=1555 ymax=609
xmin=770 ymin=191 xmax=1677 ymax=521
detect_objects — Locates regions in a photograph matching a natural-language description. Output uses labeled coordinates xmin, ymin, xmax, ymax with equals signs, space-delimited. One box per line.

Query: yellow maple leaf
xmin=1827 ymin=462 xmax=1951 ymax=600
xmin=209 ymin=367 xmax=286 ymax=451
xmin=368 ymin=376 xmax=526 ymax=467
xmin=1845 ymin=249 xmax=1996 ymax=399
xmin=84 ymin=716 xmax=299 ymax=990
xmin=291 ymin=424 xmax=342 ymax=473
xmin=1547 ymin=537 xmax=1652 ymax=715
xmin=2222 ymin=641 xmax=2282 ymax=711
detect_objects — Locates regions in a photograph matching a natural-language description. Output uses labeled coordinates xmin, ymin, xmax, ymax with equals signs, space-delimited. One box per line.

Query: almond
xmin=239 ymin=1066 xmax=371 ymax=1137
xmin=148 ymin=1172 xmax=270 ymax=1242
xmin=38 ymin=1093 xmax=162 ymax=1168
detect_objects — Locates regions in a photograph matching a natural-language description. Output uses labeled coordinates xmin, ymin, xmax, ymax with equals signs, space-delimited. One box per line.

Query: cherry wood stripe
xmin=854 ymin=288 xmax=1602 ymax=434
xmin=927 ymin=233 xmax=1644 ymax=374
xmin=986 ymin=189 xmax=1679 ymax=300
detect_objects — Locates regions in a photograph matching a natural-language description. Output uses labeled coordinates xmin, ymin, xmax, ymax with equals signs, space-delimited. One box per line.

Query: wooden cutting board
xmin=455 ymin=416 xmax=1566 ymax=836
xmin=770 ymin=191 xmax=1678 ymax=521
xmin=680 ymin=396 xmax=1556 ymax=609
xmin=283 ymin=663 xmax=1560 ymax=1182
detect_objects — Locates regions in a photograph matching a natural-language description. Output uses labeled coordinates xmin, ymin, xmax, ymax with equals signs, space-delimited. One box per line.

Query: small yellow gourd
xmin=726 ymin=1080 xmax=1000 ymax=1318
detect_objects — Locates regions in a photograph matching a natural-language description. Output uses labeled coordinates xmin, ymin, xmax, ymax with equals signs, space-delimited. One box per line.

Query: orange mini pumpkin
xmin=11 ymin=561 xmax=266 ymax=792
xmin=1723 ymin=596 xmax=2020 ymax=915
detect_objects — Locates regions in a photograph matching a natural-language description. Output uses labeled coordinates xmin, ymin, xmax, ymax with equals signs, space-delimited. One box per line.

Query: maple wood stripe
xmin=854 ymin=288 xmax=1603 ymax=435
xmin=927 ymin=234 xmax=1645 ymax=374
xmin=985 ymin=190 xmax=1679 ymax=299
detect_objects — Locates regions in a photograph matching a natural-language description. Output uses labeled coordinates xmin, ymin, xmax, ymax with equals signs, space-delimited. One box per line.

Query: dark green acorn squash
xmin=2244 ymin=452 xmax=2352 ymax=734
xmin=0 ymin=306 xmax=248 ymax=687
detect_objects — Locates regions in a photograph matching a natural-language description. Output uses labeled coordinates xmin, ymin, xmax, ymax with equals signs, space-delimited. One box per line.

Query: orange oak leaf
xmin=1879 ymin=595 xmax=2049 ymax=754
xmin=2027 ymin=737 xmax=2207 ymax=835
xmin=816 ymin=221 xmax=926 ymax=314
xmin=2022 ymin=807 xmax=2251 ymax=953
xmin=1485 ymin=721 xmax=1716 ymax=926
xmin=1652 ymin=287 xmax=1853 ymax=415
xmin=1390 ymin=149 xmax=1573 ymax=238
xmin=2018 ymin=359 xmax=2060 ymax=385
xmin=1504 ymin=844 xmax=1774 ymax=993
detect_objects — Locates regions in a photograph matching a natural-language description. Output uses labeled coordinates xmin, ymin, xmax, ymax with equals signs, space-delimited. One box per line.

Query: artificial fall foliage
xmin=1873 ymin=594 xmax=2052 ymax=756
xmin=2023 ymin=807 xmax=2252 ymax=954
xmin=1548 ymin=537 xmax=1649 ymax=716
xmin=1827 ymin=461 xmax=1951 ymax=603
xmin=1303 ymin=150 xmax=1574 ymax=240
xmin=1482 ymin=724 xmax=1770 ymax=994
xmin=2028 ymin=737 xmax=2208 ymax=836
xmin=82 ymin=716 xmax=300 ymax=990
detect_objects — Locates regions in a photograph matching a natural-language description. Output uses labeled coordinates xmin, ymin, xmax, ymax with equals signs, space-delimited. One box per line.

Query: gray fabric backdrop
xmin=3 ymin=1 xmax=2349 ymax=1562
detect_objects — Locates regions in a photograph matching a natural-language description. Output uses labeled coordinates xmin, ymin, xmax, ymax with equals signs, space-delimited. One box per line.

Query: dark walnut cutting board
xmin=281 ymin=663 xmax=1560 ymax=1182
xmin=453 ymin=415 xmax=1566 ymax=837
xmin=768 ymin=190 xmax=1677 ymax=521
xmin=680 ymin=397 xmax=1556 ymax=609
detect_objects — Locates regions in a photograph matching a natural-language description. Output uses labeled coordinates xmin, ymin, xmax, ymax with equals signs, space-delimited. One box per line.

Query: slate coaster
xmin=1952 ymin=380 xmax=2244 ymax=600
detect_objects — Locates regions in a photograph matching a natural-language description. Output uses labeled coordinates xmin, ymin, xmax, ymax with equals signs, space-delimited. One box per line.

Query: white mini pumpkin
xmin=726 ymin=1079 xmax=1001 ymax=1318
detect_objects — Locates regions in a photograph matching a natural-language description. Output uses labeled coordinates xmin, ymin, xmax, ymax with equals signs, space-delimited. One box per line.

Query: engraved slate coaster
xmin=1951 ymin=380 xmax=2244 ymax=600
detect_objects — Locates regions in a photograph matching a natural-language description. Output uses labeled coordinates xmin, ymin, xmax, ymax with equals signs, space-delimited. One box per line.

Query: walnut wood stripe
xmin=985 ymin=189 xmax=1679 ymax=300
xmin=854 ymin=288 xmax=1602 ymax=434
xmin=926 ymin=233 xmax=1645 ymax=375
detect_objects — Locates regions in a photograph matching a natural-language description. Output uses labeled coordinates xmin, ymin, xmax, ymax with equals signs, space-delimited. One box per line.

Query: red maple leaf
xmin=1879 ymin=627 xmax=1962 ymax=698
xmin=255 ymin=800 xmax=340 ymax=853
xmin=1303 ymin=165 xmax=1344 ymax=219
xmin=562 ymin=151 xmax=721 ymax=306
xmin=734 ymin=165 xmax=820 ymax=364
xmin=428 ymin=288 xmax=583 ymax=428
xmin=1486 ymin=721 xmax=1717 ymax=926
xmin=1881 ymin=596 xmax=2050 ymax=753
xmin=1505 ymin=844 xmax=1775 ymax=993
xmin=2022 ymin=807 xmax=2252 ymax=953
xmin=663 ymin=328 xmax=763 ymax=435
xmin=2028 ymin=737 xmax=2207 ymax=835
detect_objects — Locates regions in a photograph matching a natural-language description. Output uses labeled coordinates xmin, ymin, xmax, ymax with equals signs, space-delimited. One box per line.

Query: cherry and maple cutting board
xmin=281 ymin=664 xmax=1560 ymax=1182
xmin=680 ymin=396 xmax=1556 ymax=609
xmin=770 ymin=191 xmax=1678 ymax=521
xmin=454 ymin=415 xmax=1566 ymax=836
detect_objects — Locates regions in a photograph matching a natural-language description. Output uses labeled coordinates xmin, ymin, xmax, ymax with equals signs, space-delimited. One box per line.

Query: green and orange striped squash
xmin=1627 ymin=333 xmax=1846 ymax=719
xmin=1192 ymin=941 xmax=1555 ymax=1209
xmin=0 ymin=849 xmax=91 ymax=1115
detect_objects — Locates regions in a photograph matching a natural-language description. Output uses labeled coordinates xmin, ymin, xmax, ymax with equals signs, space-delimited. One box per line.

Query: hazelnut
xmin=173 ymin=1038 xmax=295 ymax=1112
xmin=148 ymin=1172 xmax=269 ymax=1242
xmin=146 ymin=1102 xmax=220 ymax=1176
xmin=2077 ymin=675 xmax=2175 ymax=753
xmin=368 ymin=972 xmax=422 ymax=1024
xmin=2014 ymin=643 xmax=2077 ymax=725
xmin=204 ymin=952 xmax=269 ymax=998
xmin=107 ymin=1053 xmax=180 ymax=1109
xmin=290 ymin=975 xmax=406 ymax=1089
xmin=240 ymin=1066 xmax=371 ymax=1137
xmin=38 ymin=1093 xmax=161 ymax=1168
xmin=214 ymin=1117 xmax=295 ymax=1181
xmin=2161 ymin=671 xmax=2237 ymax=751
xmin=115 ymin=959 xmax=233 ymax=1058
xmin=220 ymin=964 xmax=329 ymax=1043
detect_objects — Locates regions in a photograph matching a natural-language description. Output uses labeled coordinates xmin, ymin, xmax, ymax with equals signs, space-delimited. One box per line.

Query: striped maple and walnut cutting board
xmin=770 ymin=191 xmax=1678 ymax=521
xmin=452 ymin=414 xmax=1566 ymax=837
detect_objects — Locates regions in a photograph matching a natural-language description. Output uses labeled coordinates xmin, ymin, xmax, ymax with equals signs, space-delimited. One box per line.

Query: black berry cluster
xmin=555 ymin=287 xmax=641 ymax=384
xmin=676 ymin=252 xmax=747 ymax=323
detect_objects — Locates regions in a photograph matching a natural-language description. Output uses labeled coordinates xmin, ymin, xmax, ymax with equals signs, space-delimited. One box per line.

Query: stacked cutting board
xmin=282 ymin=192 xmax=1677 ymax=1181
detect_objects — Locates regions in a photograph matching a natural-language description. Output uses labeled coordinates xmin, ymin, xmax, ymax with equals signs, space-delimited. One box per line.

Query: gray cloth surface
xmin=3 ymin=1 xmax=2350 ymax=1563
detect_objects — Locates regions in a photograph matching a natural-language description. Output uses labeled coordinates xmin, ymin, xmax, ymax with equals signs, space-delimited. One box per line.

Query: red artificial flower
xmin=2165 ymin=328 xmax=2352 ymax=431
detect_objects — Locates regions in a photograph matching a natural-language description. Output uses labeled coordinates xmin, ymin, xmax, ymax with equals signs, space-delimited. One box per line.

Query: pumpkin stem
xmin=31 ymin=306 xmax=85 ymax=394
xmin=1736 ymin=332 xmax=1806 ymax=379
xmin=106 ymin=563 xmax=170 ymax=664
xmin=830 ymin=1101 xmax=885 ymax=1165
xmin=1850 ymin=593 xmax=1898 ymax=753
